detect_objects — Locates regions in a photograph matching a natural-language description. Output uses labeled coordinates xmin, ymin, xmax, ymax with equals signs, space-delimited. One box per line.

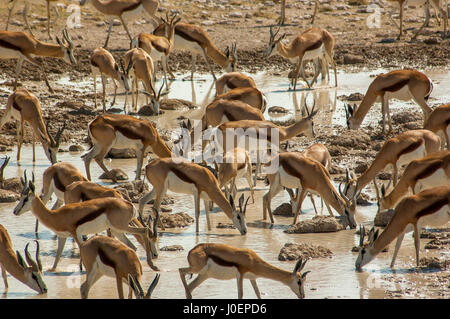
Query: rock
xmin=99 ymin=169 xmax=128 ymax=181
xmin=424 ymin=238 xmax=449 ymax=250
xmin=160 ymin=245 xmax=184 ymax=251
xmin=0 ymin=189 xmax=20 ymax=202
xmin=268 ymin=106 xmax=289 ymax=114
xmin=69 ymin=144 xmax=84 ymax=152
xmin=392 ymin=111 xmax=422 ymax=125
xmin=278 ymin=242 xmax=333 ymax=261
xmin=1 ymin=177 xmax=22 ymax=194
xmin=229 ymin=12 xmax=243 ymax=18
xmin=136 ymin=105 xmax=161 ymax=116
xmin=354 ymin=163 xmax=368 ymax=174
xmin=419 ymin=257 xmax=450 ymax=270
xmin=216 ymin=223 xmax=236 ymax=229
xmin=357 ymin=192 xmax=372 ymax=206
xmin=114 ymin=180 xmax=148 ymax=202
xmin=107 ymin=148 xmax=136 ymax=158
xmin=338 ymin=93 xmax=364 ymax=101
xmin=273 ymin=203 xmax=294 ymax=217
xmin=423 ymin=38 xmax=439 ymax=45
xmin=343 ymin=54 xmax=364 ymax=64
xmin=284 ymin=216 xmax=348 ymax=234
xmin=160 ymin=212 xmax=194 ymax=228
xmin=374 ymin=209 xmax=394 ymax=227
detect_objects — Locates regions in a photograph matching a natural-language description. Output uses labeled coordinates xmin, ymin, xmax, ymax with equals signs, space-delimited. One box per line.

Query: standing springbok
xmin=179 ymin=243 xmax=310 ymax=299
xmin=82 ymin=114 xmax=172 ymax=182
xmin=343 ymin=129 xmax=441 ymax=199
xmin=384 ymin=0 xmax=448 ymax=40
xmin=80 ymin=235 xmax=160 ymax=299
xmin=153 ymin=22 xmax=237 ymax=80
xmin=13 ymin=172 xmax=159 ymax=271
xmin=263 ymin=152 xmax=358 ymax=228
xmin=214 ymin=87 xmax=268 ymax=113
xmin=90 ymin=47 xmax=131 ymax=112
xmin=218 ymin=148 xmax=255 ymax=204
xmin=0 ymin=29 xmax=76 ymax=93
xmin=264 ymin=26 xmax=337 ymax=90
xmin=215 ymin=72 xmax=257 ymax=96
xmin=131 ymin=12 xmax=182 ymax=86
xmin=64 ymin=180 xmax=159 ymax=258
xmin=424 ymin=103 xmax=450 ymax=150
xmin=355 ymin=185 xmax=450 ymax=270
xmin=1 ymin=225 xmax=47 ymax=294
xmin=138 ymin=158 xmax=249 ymax=235
xmin=6 ymin=0 xmax=59 ymax=39
xmin=79 ymin=0 xmax=161 ymax=48
xmin=374 ymin=150 xmax=450 ymax=211
xmin=345 ymin=69 xmax=433 ymax=134
xmin=123 ymin=47 xmax=168 ymax=113
xmin=34 ymin=162 xmax=88 ymax=235
xmin=0 ymin=89 xmax=66 ymax=164
xmin=285 ymin=143 xmax=333 ymax=216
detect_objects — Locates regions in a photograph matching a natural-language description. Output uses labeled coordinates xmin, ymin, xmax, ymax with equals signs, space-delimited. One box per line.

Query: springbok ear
xmin=187 ymin=119 xmax=192 ymax=131
xmin=381 ymin=184 xmax=386 ymax=198
xmin=225 ymin=46 xmax=230 ymax=58
xmin=229 ymin=194 xmax=235 ymax=210
xmin=16 ymin=251 xmax=28 ymax=269
xmin=301 ymin=270 xmax=311 ymax=279
xmin=238 ymin=193 xmax=245 ymax=210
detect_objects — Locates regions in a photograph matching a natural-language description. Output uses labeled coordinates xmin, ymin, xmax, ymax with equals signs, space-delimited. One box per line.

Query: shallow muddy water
xmin=0 ymin=69 xmax=449 ymax=299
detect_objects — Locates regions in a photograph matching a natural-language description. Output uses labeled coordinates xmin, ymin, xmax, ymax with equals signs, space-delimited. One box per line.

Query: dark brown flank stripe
xmin=445 ymin=118 xmax=450 ymax=126
xmin=90 ymin=59 xmax=99 ymax=68
xmin=123 ymin=2 xmax=141 ymax=12
xmin=53 ymin=173 xmax=66 ymax=193
xmin=397 ymin=139 xmax=423 ymax=159
xmin=170 ymin=165 xmax=197 ymax=185
xmin=227 ymin=81 xmax=237 ymax=90
xmin=98 ymin=247 xmax=116 ymax=269
xmin=80 ymin=192 xmax=89 ymax=202
xmin=115 ymin=125 xmax=146 ymax=141
xmin=415 ymin=160 xmax=443 ymax=181
xmin=209 ymin=254 xmax=240 ymax=268
xmin=75 ymin=207 xmax=107 ymax=227
xmin=223 ymin=110 xmax=237 ymax=122
xmin=237 ymin=162 xmax=246 ymax=171
xmin=12 ymin=101 xmax=21 ymax=111
xmin=305 ymin=39 xmax=323 ymax=52
xmin=0 ymin=39 xmax=23 ymax=53
xmin=383 ymin=79 xmax=409 ymax=92
xmin=280 ymin=158 xmax=303 ymax=180
xmin=415 ymin=198 xmax=448 ymax=219
xmin=175 ymin=28 xmax=202 ymax=46
xmin=151 ymin=40 xmax=167 ymax=54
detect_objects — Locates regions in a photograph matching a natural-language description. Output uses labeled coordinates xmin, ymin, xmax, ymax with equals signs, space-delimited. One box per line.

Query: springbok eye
xmin=237 ymin=215 xmax=241 ymax=220
xmin=345 ymin=210 xmax=349 ymax=216
xmin=361 ymin=248 xmax=366 ymax=255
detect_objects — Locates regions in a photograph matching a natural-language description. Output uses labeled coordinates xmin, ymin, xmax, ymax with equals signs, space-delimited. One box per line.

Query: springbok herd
xmin=0 ymin=0 xmax=449 ymax=299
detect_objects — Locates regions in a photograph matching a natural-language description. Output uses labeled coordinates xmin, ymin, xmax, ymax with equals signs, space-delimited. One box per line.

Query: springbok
xmin=0 ymin=226 xmax=47 ymax=294
xmin=179 ymin=243 xmax=310 ymax=299
xmin=90 ymin=47 xmax=132 ymax=112
xmin=0 ymin=89 xmax=66 ymax=164
xmin=355 ymin=185 xmax=450 ymax=269
xmin=138 ymin=157 xmax=249 ymax=235
xmin=13 ymin=172 xmax=159 ymax=272
xmin=0 ymin=29 xmax=76 ymax=93
xmin=80 ymin=235 xmax=160 ymax=299
xmin=82 ymin=114 xmax=172 ymax=182
xmin=424 ymin=103 xmax=450 ymax=150
xmin=345 ymin=69 xmax=433 ymax=134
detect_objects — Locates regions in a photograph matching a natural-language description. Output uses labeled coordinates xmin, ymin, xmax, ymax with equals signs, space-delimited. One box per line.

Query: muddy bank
xmin=160 ymin=212 xmax=194 ymax=228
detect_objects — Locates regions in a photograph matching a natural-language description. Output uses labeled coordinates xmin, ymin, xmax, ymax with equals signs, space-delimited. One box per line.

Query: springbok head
xmin=289 ymin=257 xmax=311 ymax=299
xmin=17 ymin=240 xmax=47 ymax=294
xmin=344 ymin=103 xmax=357 ymax=129
xmin=39 ymin=120 xmax=66 ymax=164
xmin=303 ymin=99 xmax=318 ymax=138
xmin=229 ymin=194 xmax=249 ymax=235
xmin=224 ymin=42 xmax=238 ymax=72
xmin=355 ymin=226 xmax=380 ymax=270
xmin=143 ymin=82 xmax=169 ymax=115
xmin=264 ymin=26 xmax=286 ymax=58
xmin=13 ymin=171 xmax=35 ymax=216
xmin=117 ymin=58 xmax=132 ymax=93
xmin=56 ymin=29 xmax=77 ymax=65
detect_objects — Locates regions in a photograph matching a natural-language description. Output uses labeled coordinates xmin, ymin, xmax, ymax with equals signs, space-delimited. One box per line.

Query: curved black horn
xmin=24 ymin=241 xmax=41 ymax=272
xmin=146 ymin=273 xmax=160 ymax=298
xmin=55 ymin=120 xmax=67 ymax=146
